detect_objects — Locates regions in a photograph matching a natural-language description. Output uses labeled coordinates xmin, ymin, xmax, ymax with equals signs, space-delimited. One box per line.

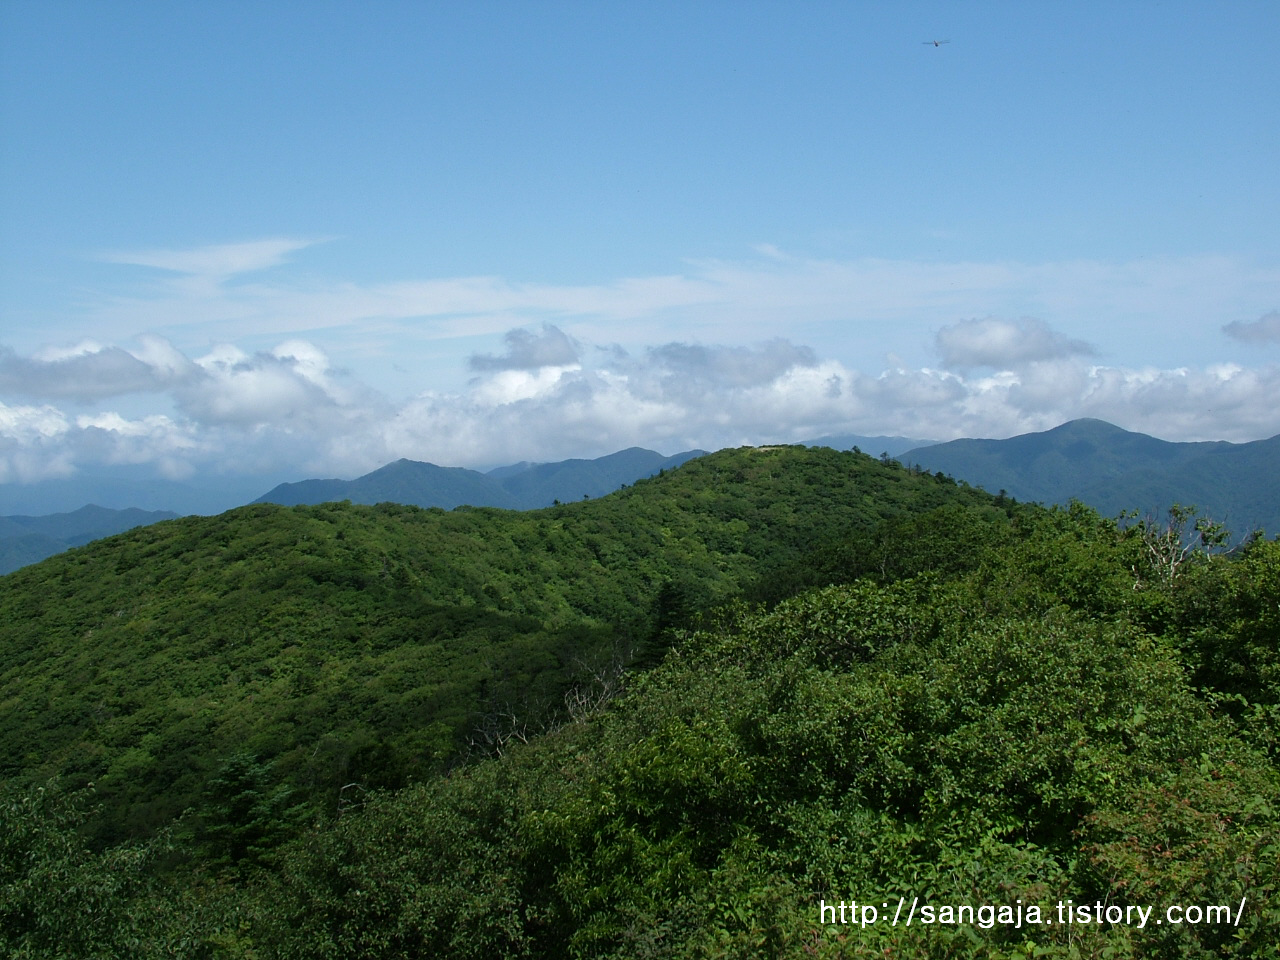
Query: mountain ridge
xmin=903 ymin=417 xmax=1280 ymax=536
xmin=252 ymin=446 xmax=708 ymax=510
xmin=4 ymin=440 xmax=1278 ymax=956
xmin=0 ymin=504 xmax=180 ymax=575
xmin=5 ymin=419 xmax=1277 ymax=574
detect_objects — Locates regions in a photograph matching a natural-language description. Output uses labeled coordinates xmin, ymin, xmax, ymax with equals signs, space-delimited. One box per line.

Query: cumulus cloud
xmin=0 ymin=335 xmax=390 ymax=483
xmin=3 ymin=321 xmax=1280 ymax=491
xmin=173 ymin=341 xmax=379 ymax=430
xmin=72 ymin=412 xmax=204 ymax=478
xmin=469 ymin=324 xmax=581 ymax=371
xmin=1223 ymin=309 xmax=1280 ymax=344
xmin=7 ymin=239 xmax=1277 ymax=491
xmin=0 ymin=400 xmax=210 ymax=484
xmin=179 ymin=347 xmax=330 ymax=427
xmin=935 ymin=317 xmax=1096 ymax=370
xmin=385 ymin=342 xmax=830 ymax=466
xmin=371 ymin=337 xmax=1280 ymax=470
xmin=640 ymin=339 xmax=818 ymax=392
xmin=0 ymin=342 xmax=181 ymax=401
xmin=0 ymin=335 xmax=363 ymax=427
xmin=0 ymin=400 xmax=70 ymax=443
xmin=0 ymin=401 xmax=74 ymax=483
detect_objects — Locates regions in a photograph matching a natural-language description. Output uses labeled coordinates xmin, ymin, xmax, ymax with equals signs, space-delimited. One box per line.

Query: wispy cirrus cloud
xmin=72 ymin=245 xmax=1279 ymax=367
xmin=99 ymin=237 xmax=325 ymax=278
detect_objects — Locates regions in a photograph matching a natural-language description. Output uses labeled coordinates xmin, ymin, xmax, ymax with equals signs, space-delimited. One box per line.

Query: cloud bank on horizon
xmin=2 ymin=239 xmax=1278 ymax=486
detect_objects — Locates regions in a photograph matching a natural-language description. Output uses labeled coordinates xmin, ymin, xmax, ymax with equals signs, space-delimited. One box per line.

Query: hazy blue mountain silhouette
xmin=254 ymin=447 xmax=707 ymax=510
xmin=493 ymin=447 xmax=706 ymax=506
xmin=903 ymin=419 xmax=1280 ymax=539
xmin=0 ymin=505 xmax=179 ymax=575
xmin=255 ymin=460 xmax=520 ymax=510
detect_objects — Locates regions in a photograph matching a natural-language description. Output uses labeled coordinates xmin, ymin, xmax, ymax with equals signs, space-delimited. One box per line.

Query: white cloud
xmin=470 ymin=366 xmax=581 ymax=406
xmin=638 ymin=339 xmax=819 ymax=394
xmin=3 ymin=242 xmax=1278 ymax=486
xmin=0 ymin=342 xmax=178 ymax=401
xmin=1223 ymin=309 xmax=1280 ymax=344
xmin=132 ymin=335 xmax=193 ymax=380
xmin=935 ymin=317 xmax=1096 ymax=370
xmin=73 ymin=412 xmax=203 ymax=478
xmin=0 ymin=400 xmax=70 ymax=442
xmin=178 ymin=342 xmax=371 ymax=429
xmin=367 ymin=332 xmax=1280 ymax=468
xmin=100 ymin=237 xmax=322 ymax=278
xmin=32 ymin=340 xmax=107 ymax=362
xmin=0 ymin=401 xmax=74 ymax=483
xmin=2 ymin=328 xmax=1279 ymax=488
xmin=469 ymin=324 xmax=581 ymax=371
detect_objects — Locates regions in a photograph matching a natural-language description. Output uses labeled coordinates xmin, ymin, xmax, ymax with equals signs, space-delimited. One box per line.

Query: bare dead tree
xmin=564 ymin=637 xmax=630 ymax=724
xmin=466 ymin=704 xmax=534 ymax=759
xmin=1127 ymin=503 xmax=1229 ymax=587
xmin=336 ymin=781 xmax=368 ymax=818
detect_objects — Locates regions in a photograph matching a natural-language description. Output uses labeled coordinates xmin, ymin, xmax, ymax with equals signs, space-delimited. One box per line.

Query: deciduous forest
xmin=2 ymin=446 xmax=1277 ymax=957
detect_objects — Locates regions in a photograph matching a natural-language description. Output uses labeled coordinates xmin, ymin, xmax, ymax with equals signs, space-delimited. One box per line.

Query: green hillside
xmin=3 ymin=445 xmax=1278 ymax=958
xmin=0 ymin=446 xmax=995 ymax=847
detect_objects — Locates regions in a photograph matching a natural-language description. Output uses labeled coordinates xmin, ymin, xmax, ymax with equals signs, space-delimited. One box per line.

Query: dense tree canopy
xmin=2 ymin=446 xmax=1277 ymax=957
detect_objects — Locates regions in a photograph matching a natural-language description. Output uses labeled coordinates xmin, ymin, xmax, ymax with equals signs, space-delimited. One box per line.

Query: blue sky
xmin=2 ymin=1 xmax=1279 ymax=498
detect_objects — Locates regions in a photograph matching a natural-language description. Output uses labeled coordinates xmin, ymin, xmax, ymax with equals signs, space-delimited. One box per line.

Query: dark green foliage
xmin=197 ymin=752 xmax=305 ymax=871
xmin=1172 ymin=535 xmax=1280 ymax=705
xmin=0 ymin=781 xmax=176 ymax=958
xmin=3 ymin=446 xmax=1278 ymax=958
xmin=209 ymin=534 xmax=1279 ymax=958
xmin=1 ymin=446 xmax=989 ymax=846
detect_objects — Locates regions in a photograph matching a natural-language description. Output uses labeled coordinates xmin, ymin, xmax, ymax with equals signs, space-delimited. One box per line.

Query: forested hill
xmin=4 ymin=444 xmax=1278 ymax=958
xmin=903 ymin=418 xmax=1280 ymax=536
xmin=0 ymin=445 xmax=995 ymax=846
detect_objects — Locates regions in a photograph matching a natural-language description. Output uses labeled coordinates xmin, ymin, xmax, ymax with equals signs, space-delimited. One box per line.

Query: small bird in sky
xmin=923 ymin=39 xmax=950 ymax=47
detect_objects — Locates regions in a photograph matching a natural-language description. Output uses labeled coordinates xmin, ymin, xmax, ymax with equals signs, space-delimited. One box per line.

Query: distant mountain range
xmin=0 ymin=505 xmax=179 ymax=575
xmin=253 ymin=447 xmax=709 ymax=510
xmin=0 ymin=465 xmax=306 ymax=517
xmin=251 ymin=433 xmax=936 ymax=512
xmin=3 ymin=420 xmax=1276 ymax=576
xmin=902 ymin=418 xmax=1280 ymax=539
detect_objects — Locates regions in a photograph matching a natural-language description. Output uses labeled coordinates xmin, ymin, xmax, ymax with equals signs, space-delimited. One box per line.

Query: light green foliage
xmin=2 ymin=447 xmax=1277 ymax=957
xmin=0 ymin=446 xmax=991 ymax=845
xmin=223 ymin=550 xmax=1277 ymax=957
xmin=1080 ymin=761 xmax=1280 ymax=957
xmin=0 ymin=781 xmax=179 ymax=958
